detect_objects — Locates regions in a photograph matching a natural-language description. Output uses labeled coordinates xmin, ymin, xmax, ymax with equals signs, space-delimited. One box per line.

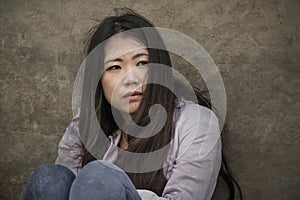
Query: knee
xmin=83 ymin=160 xmax=123 ymax=174
xmin=74 ymin=160 xmax=128 ymax=186
xmin=25 ymin=164 xmax=75 ymax=190
xmin=70 ymin=161 xmax=131 ymax=199
xmin=21 ymin=164 xmax=75 ymax=200
xmin=31 ymin=164 xmax=75 ymax=180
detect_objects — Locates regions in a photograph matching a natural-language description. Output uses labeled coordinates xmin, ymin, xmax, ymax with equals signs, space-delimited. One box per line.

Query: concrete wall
xmin=0 ymin=0 xmax=299 ymax=199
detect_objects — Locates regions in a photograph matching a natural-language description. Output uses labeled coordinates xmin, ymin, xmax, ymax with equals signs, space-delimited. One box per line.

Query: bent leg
xmin=20 ymin=164 xmax=75 ymax=200
xmin=69 ymin=160 xmax=141 ymax=200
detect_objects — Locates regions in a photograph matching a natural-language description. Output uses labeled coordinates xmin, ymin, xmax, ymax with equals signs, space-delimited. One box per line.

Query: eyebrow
xmin=104 ymin=53 xmax=149 ymax=64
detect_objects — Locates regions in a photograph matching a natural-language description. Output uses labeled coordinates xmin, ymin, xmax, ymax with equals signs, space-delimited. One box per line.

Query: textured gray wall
xmin=0 ymin=0 xmax=299 ymax=199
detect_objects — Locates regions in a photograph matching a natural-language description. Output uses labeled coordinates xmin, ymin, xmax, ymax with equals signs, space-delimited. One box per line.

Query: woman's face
xmin=102 ymin=36 xmax=149 ymax=114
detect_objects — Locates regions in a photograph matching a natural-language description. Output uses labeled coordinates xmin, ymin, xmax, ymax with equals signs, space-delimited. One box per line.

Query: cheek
xmin=140 ymin=68 xmax=149 ymax=84
xmin=101 ymin=78 xmax=113 ymax=102
xmin=101 ymin=75 xmax=119 ymax=102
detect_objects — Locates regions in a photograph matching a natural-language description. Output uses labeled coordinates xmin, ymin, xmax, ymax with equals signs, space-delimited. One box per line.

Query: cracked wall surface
xmin=0 ymin=0 xmax=299 ymax=199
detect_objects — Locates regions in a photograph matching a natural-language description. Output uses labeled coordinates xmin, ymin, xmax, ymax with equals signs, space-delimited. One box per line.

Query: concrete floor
xmin=0 ymin=0 xmax=299 ymax=199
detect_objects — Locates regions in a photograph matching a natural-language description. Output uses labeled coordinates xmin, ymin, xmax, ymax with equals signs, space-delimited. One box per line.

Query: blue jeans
xmin=20 ymin=160 xmax=141 ymax=200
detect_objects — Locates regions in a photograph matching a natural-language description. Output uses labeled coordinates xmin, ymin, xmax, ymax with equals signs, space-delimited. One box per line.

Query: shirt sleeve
xmin=55 ymin=111 xmax=83 ymax=175
xmin=137 ymin=103 xmax=222 ymax=200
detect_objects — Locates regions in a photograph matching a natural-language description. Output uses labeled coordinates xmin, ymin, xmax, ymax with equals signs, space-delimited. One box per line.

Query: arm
xmin=137 ymin=103 xmax=222 ymax=200
xmin=55 ymin=111 xmax=83 ymax=175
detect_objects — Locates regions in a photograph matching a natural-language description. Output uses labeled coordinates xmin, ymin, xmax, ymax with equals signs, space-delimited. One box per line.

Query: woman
xmin=21 ymin=9 xmax=241 ymax=200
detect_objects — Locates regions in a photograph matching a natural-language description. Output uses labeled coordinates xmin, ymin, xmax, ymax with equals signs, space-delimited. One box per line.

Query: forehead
xmin=104 ymin=36 xmax=148 ymax=61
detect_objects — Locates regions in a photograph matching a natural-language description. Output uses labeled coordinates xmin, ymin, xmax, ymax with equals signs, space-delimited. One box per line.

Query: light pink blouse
xmin=55 ymin=100 xmax=222 ymax=200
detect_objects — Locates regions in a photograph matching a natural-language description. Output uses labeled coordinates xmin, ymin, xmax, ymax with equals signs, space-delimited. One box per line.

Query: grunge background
xmin=0 ymin=0 xmax=299 ymax=199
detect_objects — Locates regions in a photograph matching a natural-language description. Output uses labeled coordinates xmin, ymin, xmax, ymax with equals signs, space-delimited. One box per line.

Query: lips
xmin=123 ymin=91 xmax=143 ymax=98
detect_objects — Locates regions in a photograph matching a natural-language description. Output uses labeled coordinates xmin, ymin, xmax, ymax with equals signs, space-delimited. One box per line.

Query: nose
xmin=123 ymin=68 xmax=141 ymax=86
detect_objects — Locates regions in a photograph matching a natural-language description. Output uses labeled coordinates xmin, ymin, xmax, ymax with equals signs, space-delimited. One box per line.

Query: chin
xmin=128 ymin=107 xmax=139 ymax=114
xmin=114 ymin=102 xmax=140 ymax=114
xmin=117 ymin=106 xmax=138 ymax=114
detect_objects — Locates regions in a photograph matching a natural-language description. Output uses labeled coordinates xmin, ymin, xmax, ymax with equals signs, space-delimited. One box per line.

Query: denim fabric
xmin=20 ymin=164 xmax=75 ymax=200
xmin=70 ymin=160 xmax=141 ymax=200
xmin=20 ymin=160 xmax=141 ymax=200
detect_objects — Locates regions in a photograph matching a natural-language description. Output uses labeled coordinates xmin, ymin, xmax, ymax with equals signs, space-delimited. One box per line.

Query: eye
xmin=137 ymin=61 xmax=148 ymax=67
xmin=106 ymin=65 xmax=121 ymax=71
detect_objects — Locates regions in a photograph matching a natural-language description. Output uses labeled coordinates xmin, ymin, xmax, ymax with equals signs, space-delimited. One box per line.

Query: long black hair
xmin=79 ymin=8 xmax=242 ymax=199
